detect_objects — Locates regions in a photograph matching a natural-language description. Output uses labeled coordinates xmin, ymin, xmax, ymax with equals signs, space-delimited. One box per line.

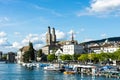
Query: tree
xmin=60 ymin=54 xmax=72 ymax=61
xmin=47 ymin=54 xmax=56 ymax=62
xmin=73 ymin=54 xmax=81 ymax=61
xmin=88 ymin=53 xmax=99 ymax=63
xmin=37 ymin=49 xmax=43 ymax=57
xmin=78 ymin=54 xmax=88 ymax=63
xmin=23 ymin=51 xmax=30 ymax=63
xmin=22 ymin=42 xmax=35 ymax=63
xmin=100 ymin=52 xmax=109 ymax=61
xmin=113 ymin=49 xmax=120 ymax=61
xmin=2 ymin=54 xmax=7 ymax=60
xmin=29 ymin=42 xmax=35 ymax=61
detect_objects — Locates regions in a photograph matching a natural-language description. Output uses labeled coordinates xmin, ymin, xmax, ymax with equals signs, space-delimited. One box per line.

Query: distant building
xmin=56 ymin=32 xmax=85 ymax=55
xmin=0 ymin=51 xmax=2 ymax=60
xmin=17 ymin=46 xmax=30 ymax=64
xmin=7 ymin=52 xmax=16 ymax=63
xmin=57 ymin=33 xmax=78 ymax=46
xmin=42 ymin=26 xmax=60 ymax=55
xmin=17 ymin=42 xmax=36 ymax=64
xmin=42 ymin=27 xmax=120 ymax=55
xmin=55 ymin=49 xmax=63 ymax=56
xmin=62 ymin=32 xmax=84 ymax=55
xmin=42 ymin=27 xmax=85 ymax=55
xmin=63 ymin=44 xmax=84 ymax=55
xmin=84 ymin=39 xmax=120 ymax=53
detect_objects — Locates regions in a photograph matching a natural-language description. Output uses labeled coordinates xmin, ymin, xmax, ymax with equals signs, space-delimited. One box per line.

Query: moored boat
xmin=64 ymin=71 xmax=75 ymax=74
xmin=44 ymin=64 xmax=60 ymax=71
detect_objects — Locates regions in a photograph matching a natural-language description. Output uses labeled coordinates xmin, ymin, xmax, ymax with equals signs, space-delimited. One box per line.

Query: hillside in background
xmin=82 ymin=37 xmax=120 ymax=44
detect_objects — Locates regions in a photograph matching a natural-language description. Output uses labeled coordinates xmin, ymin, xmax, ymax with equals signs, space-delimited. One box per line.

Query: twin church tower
xmin=46 ymin=26 xmax=56 ymax=45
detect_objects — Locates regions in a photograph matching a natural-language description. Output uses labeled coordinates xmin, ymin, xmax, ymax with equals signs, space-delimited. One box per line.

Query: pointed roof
xmin=20 ymin=46 xmax=30 ymax=52
xmin=71 ymin=32 xmax=74 ymax=41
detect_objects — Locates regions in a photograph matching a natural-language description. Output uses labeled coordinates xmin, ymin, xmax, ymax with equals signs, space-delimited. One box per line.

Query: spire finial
xmin=71 ymin=32 xmax=74 ymax=41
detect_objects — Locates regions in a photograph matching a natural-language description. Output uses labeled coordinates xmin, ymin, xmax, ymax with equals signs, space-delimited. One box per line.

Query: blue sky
xmin=0 ymin=0 xmax=120 ymax=53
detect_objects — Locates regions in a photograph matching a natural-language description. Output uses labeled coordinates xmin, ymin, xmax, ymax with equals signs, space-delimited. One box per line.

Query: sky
xmin=0 ymin=0 xmax=120 ymax=53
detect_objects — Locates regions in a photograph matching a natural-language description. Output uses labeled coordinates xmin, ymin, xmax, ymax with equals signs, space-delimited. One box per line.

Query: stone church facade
xmin=42 ymin=26 xmax=59 ymax=55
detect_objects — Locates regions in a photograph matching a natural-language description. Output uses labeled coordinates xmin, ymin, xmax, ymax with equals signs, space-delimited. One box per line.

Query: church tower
xmin=71 ymin=32 xmax=74 ymax=42
xmin=71 ymin=32 xmax=78 ymax=44
xmin=46 ymin=26 xmax=52 ymax=45
xmin=52 ymin=27 xmax=56 ymax=45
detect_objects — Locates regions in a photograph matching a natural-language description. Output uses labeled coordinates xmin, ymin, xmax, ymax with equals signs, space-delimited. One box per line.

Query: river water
xmin=0 ymin=63 xmax=119 ymax=80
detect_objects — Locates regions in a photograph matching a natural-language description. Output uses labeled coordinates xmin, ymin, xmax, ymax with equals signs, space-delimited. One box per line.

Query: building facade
xmin=17 ymin=43 xmax=36 ymax=64
xmin=7 ymin=52 xmax=16 ymax=63
xmin=85 ymin=39 xmax=120 ymax=53
xmin=42 ymin=26 xmax=59 ymax=55
xmin=63 ymin=44 xmax=84 ymax=55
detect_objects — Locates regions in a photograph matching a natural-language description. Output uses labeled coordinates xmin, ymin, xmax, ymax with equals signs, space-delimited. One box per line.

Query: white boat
xmin=73 ymin=65 xmax=96 ymax=75
xmin=21 ymin=63 xmax=39 ymax=68
xmin=44 ymin=64 xmax=60 ymax=71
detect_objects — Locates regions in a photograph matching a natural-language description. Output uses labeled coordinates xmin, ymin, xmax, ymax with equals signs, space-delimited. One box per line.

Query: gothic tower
xmin=46 ymin=26 xmax=52 ymax=45
xmin=52 ymin=27 xmax=56 ymax=45
xmin=71 ymin=32 xmax=77 ymax=44
xmin=71 ymin=32 xmax=74 ymax=42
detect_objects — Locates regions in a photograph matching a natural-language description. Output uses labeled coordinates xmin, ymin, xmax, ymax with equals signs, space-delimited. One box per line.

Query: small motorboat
xmin=64 ymin=71 xmax=75 ymax=74
xmin=44 ymin=64 xmax=60 ymax=71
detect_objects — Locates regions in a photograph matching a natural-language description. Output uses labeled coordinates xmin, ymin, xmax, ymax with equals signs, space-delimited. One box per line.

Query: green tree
xmin=88 ymin=53 xmax=99 ymax=63
xmin=22 ymin=42 xmax=35 ymax=63
xmin=2 ymin=54 xmax=7 ymax=60
xmin=113 ymin=49 xmax=120 ymax=60
xmin=78 ymin=54 xmax=88 ymax=63
xmin=23 ymin=51 xmax=30 ymax=63
xmin=37 ymin=49 xmax=43 ymax=57
xmin=47 ymin=54 xmax=56 ymax=62
xmin=29 ymin=42 xmax=35 ymax=61
xmin=100 ymin=52 xmax=109 ymax=61
xmin=60 ymin=54 xmax=72 ymax=61
xmin=73 ymin=54 xmax=81 ymax=61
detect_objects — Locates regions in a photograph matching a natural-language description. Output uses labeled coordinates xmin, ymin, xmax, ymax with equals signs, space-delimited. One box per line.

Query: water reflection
xmin=92 ymin=75 xmax=95 ymax=80
xmin=81 ymin=73 xmax=83 ymax=80
xmin=44 ymin=75 xmax=55 ymax=80
xmin=0 ymin=64 xmax=117 ymax=80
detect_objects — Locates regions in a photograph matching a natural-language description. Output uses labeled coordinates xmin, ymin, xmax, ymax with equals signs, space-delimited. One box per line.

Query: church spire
xmin=46 ymin=26 xmax=52 ymax=45
xmin=52 ymin=27 xmax=56 ymax=44
xmin=71 ymin=32 xmax=74 ymax=41
xmin=48 ymin=26 xmax=51 ymax=33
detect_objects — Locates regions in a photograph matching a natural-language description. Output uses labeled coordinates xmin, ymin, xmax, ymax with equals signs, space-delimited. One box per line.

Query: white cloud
xmin=0 ymin=31 xmax=7 ymax=37
xmin=0 ymin=38 xmax=11 ymax=46
xmin=0 ymin=31 xmax=16 ymax=53
xmin=12 ymin=33 xmax=46 ymax=51
xmin=0 ymin=32 xmax=46 ymax=52
xmin=34 ymin=44 xmax=44 ymax=50
xmin=12 ymin=42 xmax=22 ymax=49
xmin=101 ymin=33 xmax=107 ymax=38
xmin=0 ymin=17 xmax=9 ymax=23
xmin=89 ymin=0 xmax=120 ymax=13
xmin=0 ymin=29 xmax=69 ymax=52
xmin=68 ymin=30 xmax=75 ymax=39
xmin=40 ymin=33 xmax=46 ymax=42
xmin=22 ymin=34 xmax=43 ymax=45
xmin=77 ymin=0 xmax=120 ymax=17
xmin=68 ymin=30 xmax=74 ymax=34
xmin=56 ymin=30 xmax=66 ymax=40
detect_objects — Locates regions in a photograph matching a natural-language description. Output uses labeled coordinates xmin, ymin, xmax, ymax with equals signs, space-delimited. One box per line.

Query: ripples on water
xmin=0 ymin=64 xmax=119 ymax=80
